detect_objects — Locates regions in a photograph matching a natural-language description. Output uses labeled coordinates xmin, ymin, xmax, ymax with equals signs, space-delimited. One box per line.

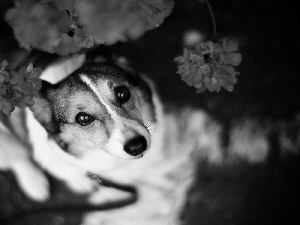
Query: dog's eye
xmin=114 ymin=86 xmax=131 ymax=104
xmin=75 ymin=112 xmax=94 ymax=126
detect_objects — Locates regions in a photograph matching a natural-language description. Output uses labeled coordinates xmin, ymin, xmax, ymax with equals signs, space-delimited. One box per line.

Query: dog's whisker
xmin=143 ymin=121 xmax=155 ymax=135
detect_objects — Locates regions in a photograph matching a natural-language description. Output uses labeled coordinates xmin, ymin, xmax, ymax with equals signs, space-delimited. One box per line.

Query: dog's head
xmin=31 ymin=57 xmax=157 ymax=171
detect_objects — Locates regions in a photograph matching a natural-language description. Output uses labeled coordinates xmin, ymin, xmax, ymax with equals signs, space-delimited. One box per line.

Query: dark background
xmin=1 ymin=0 xmax=300 ymax=224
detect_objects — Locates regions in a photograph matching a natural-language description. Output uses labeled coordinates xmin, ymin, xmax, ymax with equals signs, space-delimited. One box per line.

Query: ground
xmin=1 ymin=0 xmax=300 ymax=224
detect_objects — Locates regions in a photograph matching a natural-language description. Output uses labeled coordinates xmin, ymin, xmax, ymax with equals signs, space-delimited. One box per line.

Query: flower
xmin=75 ymin=0 xmax=147 ymax=45
xmin=174 ymin=38 xmax=242 ymax=93
xmin=5 ymin=0 xmax=72 ymax=52
xmin=0 ymin=61 xmax=42 ymax=115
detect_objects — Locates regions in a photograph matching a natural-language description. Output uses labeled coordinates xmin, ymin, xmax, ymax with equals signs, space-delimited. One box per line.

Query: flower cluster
xmin=0 ymin=61 xmax=42 ymax=115
xmin=174 ymin=38 xmax=242 ymax=93
xmin=139 ymin=0 xmax=174 ymax=30
xmin=5 ymin=0 xmax=174 ymax=55
xmin=75 ymin=0 xmax=146 ymax=45
xmin=5 ymin=0 xmax=72 ymax=53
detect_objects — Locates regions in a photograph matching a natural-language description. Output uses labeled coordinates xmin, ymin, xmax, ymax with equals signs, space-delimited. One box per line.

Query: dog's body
xmin=0 ymin=53 xmax=230 ymax=224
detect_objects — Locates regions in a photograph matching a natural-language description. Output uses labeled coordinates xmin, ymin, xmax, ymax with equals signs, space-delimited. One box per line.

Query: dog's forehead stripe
xmin=80 ymin=74 xmax=117 ymax=119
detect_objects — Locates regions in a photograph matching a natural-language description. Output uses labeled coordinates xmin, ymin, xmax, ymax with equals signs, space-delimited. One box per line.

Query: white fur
xmin=26 ymin=108 xmax=97 ymax=194
xmin=40 ymin=54 xmax=85 ymax=84
xmin=2 ymin=54 xmax=291 ymax=225
xmin=81 ymin=107 xmax=221 ymax=225
xmin=0 ymin=116 xmax=49 ymax=201
xmin=80 ymin=74 xmax=151 ymax=160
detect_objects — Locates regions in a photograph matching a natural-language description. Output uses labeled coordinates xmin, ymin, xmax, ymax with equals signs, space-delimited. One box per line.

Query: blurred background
xmin=1 ymin=0 xmax=300 ymax=224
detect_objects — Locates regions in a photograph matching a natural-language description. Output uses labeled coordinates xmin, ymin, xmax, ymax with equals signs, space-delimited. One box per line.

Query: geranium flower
xmin=174 ymin=38 xmax=242 ymax=93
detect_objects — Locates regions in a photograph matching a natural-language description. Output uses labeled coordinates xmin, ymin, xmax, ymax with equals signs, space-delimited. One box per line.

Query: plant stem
xmin=205 ymin=0 xmax=217 ymax=41
xmin=14 ymin=48 xmax=33 ymax=71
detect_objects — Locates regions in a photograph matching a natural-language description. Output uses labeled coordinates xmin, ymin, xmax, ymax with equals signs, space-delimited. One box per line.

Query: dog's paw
xmin=12 ymin=161 xmax=50 ymax=202
xmin=23 ymin=170 xmax=50 ymax=202
xmin=64 ymin=172 xmax=98 ymax=194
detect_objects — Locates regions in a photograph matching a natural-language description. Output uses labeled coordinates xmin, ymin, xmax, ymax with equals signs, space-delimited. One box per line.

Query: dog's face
xmin=31 ymin=61 xmax=157 ymax=172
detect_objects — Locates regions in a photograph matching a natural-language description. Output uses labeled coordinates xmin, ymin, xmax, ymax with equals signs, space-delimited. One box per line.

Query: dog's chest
xmin=103 ymin=108 xmax=212 ymax=187
xmin=83 ymin=108 xmax=216 ymax=225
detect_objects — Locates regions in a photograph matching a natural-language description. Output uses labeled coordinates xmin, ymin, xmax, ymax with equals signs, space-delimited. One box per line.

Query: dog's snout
xmin=124 ymin=135 xmax=147 ymax=156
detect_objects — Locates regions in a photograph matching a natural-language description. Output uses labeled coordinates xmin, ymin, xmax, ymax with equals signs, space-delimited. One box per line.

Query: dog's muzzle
xmin=124 ymin=135 xmax=147 ymax=156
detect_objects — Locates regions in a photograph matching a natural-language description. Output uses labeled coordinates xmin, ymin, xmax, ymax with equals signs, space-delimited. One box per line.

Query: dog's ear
xmin=40 ymin=54 xmax=85 ymax=85
xmin=114 ymin=56 xmax=139 ymax=78
xmin=85 ymin=45 xmax=113 ymax=64
xmin=30 ymin=81 xmax=58 ymax=134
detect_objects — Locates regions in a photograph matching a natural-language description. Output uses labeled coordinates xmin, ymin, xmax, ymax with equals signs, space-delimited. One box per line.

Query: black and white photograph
xmin=1 ymin=0 xmax=299 ymax=224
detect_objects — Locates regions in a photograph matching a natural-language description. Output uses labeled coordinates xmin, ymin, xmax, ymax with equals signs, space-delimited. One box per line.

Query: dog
xmin=1 ymin=50 xmax=278 ymax=224
xmin=1 ymin=51 xmax=163 ymax=195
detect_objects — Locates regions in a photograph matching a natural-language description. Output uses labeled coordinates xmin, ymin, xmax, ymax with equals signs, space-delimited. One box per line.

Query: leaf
xmin=75 ymin=0 xmax=147 ymax=45
xmin=224 ymin=53 xmax=242 ymax=66
xmin=0 ymin=60 xmax=8 ymax=72
xmin=0 ymin=98 xmax=14 ymax=115
xmin=41 ymin=0 xmax=75 ymax=12
xmin=5 ymin=0 xmax=73 ymax=52
xmin=206 ymin=41 xmax=215 ymax=54
xmin=0 ymin=86 xmax=6 ymax=95
xmin=181 ymin=75 xmax=194 ymax=86
xmin=192 ymin=71 xmax=203 ymax=87
xmin=139 ymin=0 xmax=174 ymax=30
xmin=174 ymin=56 xmax=186 ymax=64
xmin=189 ymin=52 xmax=203 ymax=65
xmin=183 ymin=48 xmax=189 ymax=59
xmin=14 ymin=99 xmax=27 ymax=108
xmin=162 ymin=0 xmax=174 ymax=17
xmin=221 ymin=64 xmax=239 ymax=76
xmin=195 ymin=85 xmax=206 ymax=93
xmin=23 ymin=95 xmax=35 ymax=107
xmin=27 ymin=67 xmax=42 ymax=80
xmin=10 ymin=70 xmax=24 ymax=84
xmin=204 ymin=82 xmax=221 ymax=92
xmin=222 ymin=83 xmax=234 ymax=92
xmin=18 ymin=82 xmax=33 ymax=95
xmin=222 ymin=38 xmax=239 ymax=52
xmin=73 ymin=27 xmax=102 ymax=48
xmin=0 ymin=71 xmax=10 ymax=83
xmin=200 ymin=63 xmax=211 ymax=76
xmin=195 ymin=43 xmax=205 ymax=55
xmin=177 ymin=64 xmax=187 ymax=75
xmin=212 ymin=43 xmax=223 ymax=54
xmin=26 ymin=63 xmax=33 ymax=73
xmin=0 ymin=76 xmax=4 ymax=84
xmin=52 ymin=34 xmax=81 ymax=55
xmin=31 ymin=80 xmax=42 ymax=92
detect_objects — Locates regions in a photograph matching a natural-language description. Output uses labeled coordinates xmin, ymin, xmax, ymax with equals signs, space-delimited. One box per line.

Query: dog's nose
xmin=124 ymin=135 xmax=147 ymax=156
